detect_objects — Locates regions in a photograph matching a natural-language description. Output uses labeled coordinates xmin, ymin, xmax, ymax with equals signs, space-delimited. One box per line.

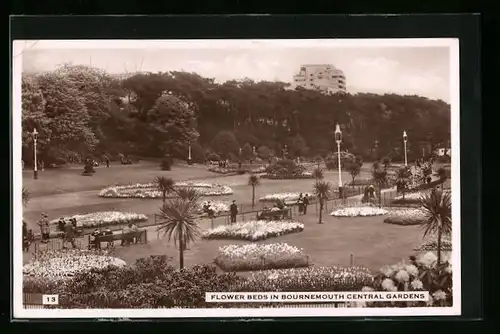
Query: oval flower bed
xmin=201 ymin=220 xmax=304 ymax=241
xmin=49 ymin=211 xmax=148 ymax=229
xmin=383 ymin=208 xmax=426 ymax=226
xmin=260 ymin=172 xmax=314 ymax=180
xmin=23 ymin=249 xmax=126 ymax=280
xmin=330 ymin=205 xmax=389 ymax=217
xmin=214 ymin=243 xmax=310 ymax=272
xmin=259 ymin=192 xmax=313 ymax=203
xmin=99 ymin=182 xmax=233 ymax=199
xmin=233 ymin=266 xmax=373 ymax=292
xmin=198 ymin=200 xmax=231 ymax=215
xmin=414 ymin=237 xmax=452 ymax=252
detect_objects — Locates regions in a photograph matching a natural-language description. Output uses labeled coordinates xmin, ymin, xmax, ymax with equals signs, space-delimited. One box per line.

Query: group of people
xmin=201 ymin=200 xmax=239 ymax=224
xmin=296 ymin=193 xmax=311 ymax=215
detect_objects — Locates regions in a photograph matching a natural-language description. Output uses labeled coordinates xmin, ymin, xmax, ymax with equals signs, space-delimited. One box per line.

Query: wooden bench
xmin=256 ymin=208 xmax=292 ymax=221
xmin=88 ymin=230 xmax=148 ymax=249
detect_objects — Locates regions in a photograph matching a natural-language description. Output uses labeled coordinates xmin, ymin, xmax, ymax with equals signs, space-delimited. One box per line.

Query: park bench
xmin=256 ymin=207 xmax=292 ymax=221
xmin=88 ymin=230 xmax=148 ymax=250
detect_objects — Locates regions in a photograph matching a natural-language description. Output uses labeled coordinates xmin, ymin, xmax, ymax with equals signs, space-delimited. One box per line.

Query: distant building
xmin=290 ymin=64 xmax=347 ymax=94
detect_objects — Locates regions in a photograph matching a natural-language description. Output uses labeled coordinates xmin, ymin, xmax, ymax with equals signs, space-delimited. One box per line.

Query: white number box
xmin=42 ymin=294 xmax=59 ymax=305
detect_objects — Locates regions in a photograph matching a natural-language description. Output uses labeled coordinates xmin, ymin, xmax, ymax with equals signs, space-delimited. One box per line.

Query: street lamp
xmin=403 ymin=131 xmax=408 ymax=166
xmin=334 ymin=123 xmax=343 ymax=195
xmin=187 ymin=143 xmax=192 ymax=165
xmin=32 ymin=128 xmax=38 ymax=180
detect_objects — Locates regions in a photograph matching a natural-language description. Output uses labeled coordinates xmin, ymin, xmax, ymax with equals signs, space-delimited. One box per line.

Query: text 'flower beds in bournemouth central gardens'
xmin=214 ymin=243 xmax=310 ymax=272
xmin=49 ymin=211 xmax=148 ymax=228
xmin=23 ymin=249 xmax=126 ymax=281
xmin=201 ymin=220 xmax=304 ymax=241
xmin=98 ymin=182 xmax=233 ymax=199
xmin=233 ymin=266 xmax=373 ymax=292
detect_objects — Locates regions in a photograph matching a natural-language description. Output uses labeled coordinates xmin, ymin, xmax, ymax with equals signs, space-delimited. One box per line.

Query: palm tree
xmin=22 ymin=187 xmax=30 ymax=207
xmin=175 ymin=186 xmax=202 ymax=202
xmin=248 ymin=174 xmax=260 ymax=209
xmin=155 ymin=176 xmax=175 ymax=204
xmin=395 ymin=167 xmax=411 ymax=200
xmin=313 ymin=180 xmax=333 ymax=224
xmin=156 ymin=187 xmax=201 ymax=270
xmin=372 ymin=168 xmax=388 ymax=206
xmin=420 ymin=188 xmax=452 ymax=266
xmin=312 ymin=168 xmax=324 ymax=180
xmin=382 ymin=157 xmax=391 ymax=170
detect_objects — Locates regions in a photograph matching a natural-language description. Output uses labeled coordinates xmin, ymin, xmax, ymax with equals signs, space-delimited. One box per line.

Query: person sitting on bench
xmin=121 ymin=224 xmax=134 ymax=246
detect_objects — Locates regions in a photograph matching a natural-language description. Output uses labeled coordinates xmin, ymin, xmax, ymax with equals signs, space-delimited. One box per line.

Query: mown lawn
xmin=110 ymin=213 xmax=423 ymax=273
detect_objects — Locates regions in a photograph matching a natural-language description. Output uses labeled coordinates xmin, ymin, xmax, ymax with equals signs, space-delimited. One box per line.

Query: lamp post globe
xmin=32 ymin=128 xmax=39 ymax=180
xmin=334 ymin=123 xmax=343 ymax=197
xmin=403 ymin=131 xmax=408 ymax=166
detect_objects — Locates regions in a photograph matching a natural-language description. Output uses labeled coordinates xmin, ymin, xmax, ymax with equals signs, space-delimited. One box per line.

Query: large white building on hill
xmin=290 ymin=64 xmax=347 ymax=94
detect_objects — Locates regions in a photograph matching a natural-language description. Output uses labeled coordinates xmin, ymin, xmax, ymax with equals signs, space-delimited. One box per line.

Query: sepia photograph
xmin=12 ymin=38 xmax=460 ymax=318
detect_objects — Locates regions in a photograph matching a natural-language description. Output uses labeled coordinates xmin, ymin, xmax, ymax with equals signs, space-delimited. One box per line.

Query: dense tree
xmin=22 ymin=67 xmax=451 ymax=164
xmin=211 ymin=131 xmax=239 ymax=159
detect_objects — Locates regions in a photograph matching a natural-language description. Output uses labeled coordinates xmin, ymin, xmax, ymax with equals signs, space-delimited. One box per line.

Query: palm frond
xmin=313 ymin=180 xmax=332 ymax=200
xmin=156 ymin=198 xmax=200 ymax=247
xmin=155 ymin=176 xmax=175 ymax=193
xmin=174 ymin=186 xmax=202 ymax=202
xmin=248 ymin=174 xmax=260 ymax=186
xmin=312 ymin=168 xmax=324 ymax=180
xmin=419 ymin=189 xmax=452 ymax=238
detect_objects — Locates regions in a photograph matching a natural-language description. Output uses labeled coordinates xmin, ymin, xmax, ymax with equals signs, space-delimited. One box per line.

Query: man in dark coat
xmin=230 ymin=200 xmax=238 ymax=224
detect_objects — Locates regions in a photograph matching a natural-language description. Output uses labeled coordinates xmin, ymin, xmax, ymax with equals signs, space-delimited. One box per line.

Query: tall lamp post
xmin=32 ymin=128 xmax=38 ymax=180
xmin=334 ymin=123 xmax=343 ymax=197
xmin=403 ymin=131 xmax=408 ymax=166
xmin=187 ymin=143 xmax=192 ymax=165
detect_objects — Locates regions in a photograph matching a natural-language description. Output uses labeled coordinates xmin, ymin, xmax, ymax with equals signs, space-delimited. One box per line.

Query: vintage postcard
xmin=12 ymin=38 xmax=460 ymax=318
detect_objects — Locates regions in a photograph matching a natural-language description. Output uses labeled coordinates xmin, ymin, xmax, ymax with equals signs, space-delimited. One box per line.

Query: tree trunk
xmin=436 ymin=223 xmax=442 ymax=267
xmin=252 ymin=186 xmax=255 ymax=209
xmin=318 ymin=199 xmax=323 ymax=224
xmin=179 ymin=233 xmax=184 ymax=270
xmin=162 ymin=192 xmax=166 ymax=205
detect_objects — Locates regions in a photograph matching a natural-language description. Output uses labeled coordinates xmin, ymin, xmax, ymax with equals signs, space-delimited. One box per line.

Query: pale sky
xmin=19 ymin=40 xmax=452 ymax=102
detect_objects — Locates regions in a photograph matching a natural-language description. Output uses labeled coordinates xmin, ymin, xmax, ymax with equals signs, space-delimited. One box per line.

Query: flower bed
xmin=330 ymin=205 xmax=389 ymax=217
xmin=383 ymin=208 xmax=426 ymax=226
xmin=414 ymin=237 xmax=452 ymax=251
xmin=392 ymin=189 xmax=450 ymax=205
xmin=198 ymin=200 xmax=231 ymax=215
xmin=208 ymin=167 xmax=239 ymax=174
xmin=99 ymin=182 xmax=233 ymax=199
xmin=260 ymin=173 xmax=314 ymax=180
xmin=259 ymin=192 xmax=313 ymax=203
xmin=49 ymin=211 xmax=147 ymax=229
xmin=23 ymin=249 xmax=126 ymax=280
xmin=233 ymin=266 xmax=373 ymax=292
xmin=201 ymin=220 xmax=304 ymax=241
xmin=214 ymin=243 xmax=309 ymax=272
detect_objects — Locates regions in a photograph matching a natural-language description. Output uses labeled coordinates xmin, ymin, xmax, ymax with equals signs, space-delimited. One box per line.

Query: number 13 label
xmin=42 ymin=294 xmax=59 ymax=305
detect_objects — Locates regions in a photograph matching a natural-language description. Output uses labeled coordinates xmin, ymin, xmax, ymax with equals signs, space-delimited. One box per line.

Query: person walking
xmin=104 ymin=155 xmax=110 ymax=168
xmin=302 ymin=194 xmax=310 ymax=215
xmin=230 ymin=200 xmax=238 ymax=224
xmin=297 ymin=193 xmax=304 ymax=215
xmin=63 ymin=221 xmax=77 ymax=249
xmin=37 ymin=213 xmax=50 ymax=243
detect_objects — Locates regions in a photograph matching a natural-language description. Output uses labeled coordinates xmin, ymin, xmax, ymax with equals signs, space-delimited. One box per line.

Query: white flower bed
xmin=23 ymin=249 xmax=126 ymax=280
xmin=202 ymin=220 xmax=304 ymax=241
xmin=198 ymin=200 xmax=231 ymax=214
xmin=259 ymin=192 xmax=312 ymax=203
xmin=49 ymin=211 xmax=147 ymax=229
xmin=330 ymin=206 xmax=389 ymax=217
xmin=99 ymin=182 xmax=233 ymax=199
xmin=384 ymin=208 xmax=426 ymax=225
xmin=215 ymin=243 xmax=309 ymax=271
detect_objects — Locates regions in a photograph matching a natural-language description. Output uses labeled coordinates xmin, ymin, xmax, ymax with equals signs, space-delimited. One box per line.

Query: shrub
xmin=383 ymin=208 xmax=426 ymax=225
xmin=325 ymin=159 xmax=336 ymax=170
xmin=160 ymin=157 xmax=172 ymax=171
xmin=233 ymin=266 xmax=373 ymax=292
xmin=214 ymin=243 xmax=309 ymax=272
xmin=206 ymin=152 xmax=221 ymax=161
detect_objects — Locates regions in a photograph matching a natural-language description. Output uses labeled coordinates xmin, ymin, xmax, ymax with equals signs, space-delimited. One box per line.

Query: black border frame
xmin=8 ymin=14 xmax=482 ymax=330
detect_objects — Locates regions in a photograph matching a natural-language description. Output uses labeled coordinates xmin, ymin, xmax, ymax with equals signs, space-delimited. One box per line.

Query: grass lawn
xmin=22 ymin=164 xmax=373 ymax=231
xmin=109 ymin=212 xmax=423 ymax=274
xmin=22 ymin=161 xmax=219 ymax=197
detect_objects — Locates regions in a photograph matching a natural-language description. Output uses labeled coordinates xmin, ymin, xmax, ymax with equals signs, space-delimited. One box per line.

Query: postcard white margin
xmin=12 ymin=38 xmax=461 ymax=318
